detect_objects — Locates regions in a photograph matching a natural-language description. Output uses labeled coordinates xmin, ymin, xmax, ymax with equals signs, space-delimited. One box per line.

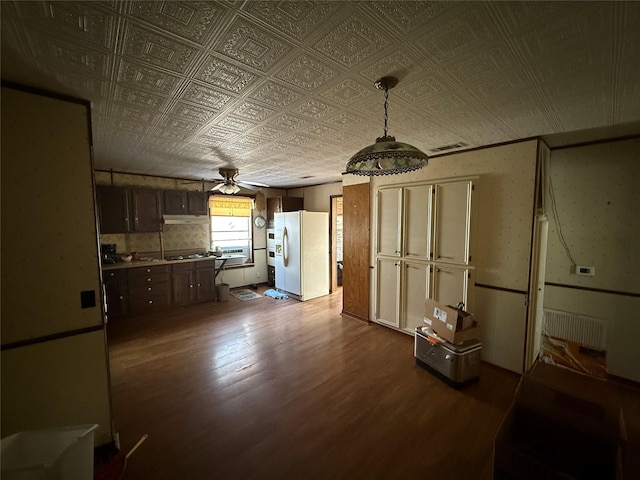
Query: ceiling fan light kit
xmin=346 ymin=76 xmax=428 ymax=176
xmin=208 ymin=167 xmax=268 ymax=194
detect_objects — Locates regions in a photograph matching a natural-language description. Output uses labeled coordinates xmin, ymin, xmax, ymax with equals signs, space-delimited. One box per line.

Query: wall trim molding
xmin=1 ymin=325 xmax=105 ymax=352
xmin=545 ymin=282 xmax=640 ymax=298
xmin=476 ymin=283 xmax=528 ymax=296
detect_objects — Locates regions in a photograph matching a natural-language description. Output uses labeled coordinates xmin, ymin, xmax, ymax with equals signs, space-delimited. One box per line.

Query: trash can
xmin=1 ymin=424 xmax=98 ymax=480
xmin=215 ymin=283 xmax=229 ymax=302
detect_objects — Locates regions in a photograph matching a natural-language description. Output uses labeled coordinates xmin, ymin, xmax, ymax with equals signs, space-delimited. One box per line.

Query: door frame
xmin=329 ymin=194 xmax=342 ymax=293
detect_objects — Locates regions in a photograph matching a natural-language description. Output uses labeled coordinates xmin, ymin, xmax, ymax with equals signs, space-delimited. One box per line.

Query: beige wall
xmin=368 ymin=140 xmax=540 ymax=373
xmin=289 ymin=182 xmax=342 ymax=212
xmin=1 ymin=86 xmax=112 ymax=444
xmin=544 ymin=137 xmax=640 ymax=381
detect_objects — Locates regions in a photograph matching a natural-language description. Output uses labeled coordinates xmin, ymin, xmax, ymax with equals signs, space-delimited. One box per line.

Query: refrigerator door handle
xmin=283 ymin=226 xmax=289 ymax=267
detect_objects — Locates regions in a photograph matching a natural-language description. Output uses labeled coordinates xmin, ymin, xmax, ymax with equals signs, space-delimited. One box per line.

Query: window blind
xmin=209 ymin=195 xmax=253 ymax=217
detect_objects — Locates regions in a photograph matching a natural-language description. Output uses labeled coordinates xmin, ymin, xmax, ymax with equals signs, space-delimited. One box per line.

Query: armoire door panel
xmin=376 ymin=187 xmax=402 ymax=256
xmin=402 ymin=262 xmax=430 ymax=333
xmin=375 ymin=258 xmax=400 ymax=327
xmin=433 ymin=181 xmax=472 ymax=265
xmin=432 ymin=265 xmax=470 ymax=311
xmin=404 ymin=185 xmax=433 ymax=260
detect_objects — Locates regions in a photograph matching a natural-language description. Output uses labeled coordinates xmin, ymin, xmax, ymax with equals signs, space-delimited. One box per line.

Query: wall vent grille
xmin=542 ymin=309 xmax=607 ymax=350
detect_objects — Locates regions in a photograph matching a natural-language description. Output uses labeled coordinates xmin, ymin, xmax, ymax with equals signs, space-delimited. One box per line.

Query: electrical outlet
xmin=575 ymin=265 xmax=595 ymax=276
xmin=256 ymin=272 xmax=261 ymax=278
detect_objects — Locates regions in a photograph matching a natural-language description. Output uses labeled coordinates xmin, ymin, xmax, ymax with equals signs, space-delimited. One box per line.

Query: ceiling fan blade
xmin=240 ymin=180 xmax=270 ymax=188
xmin=210 ymin=183 xmax=224 ymax=191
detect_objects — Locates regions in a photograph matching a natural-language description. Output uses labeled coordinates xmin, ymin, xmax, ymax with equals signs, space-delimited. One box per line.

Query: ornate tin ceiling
xmin=2 ymin=1 xmax=639 ymax=188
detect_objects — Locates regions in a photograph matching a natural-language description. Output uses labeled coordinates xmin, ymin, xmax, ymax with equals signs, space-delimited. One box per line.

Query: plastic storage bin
xmin=1 ymin=424 xmax=97 ymax=480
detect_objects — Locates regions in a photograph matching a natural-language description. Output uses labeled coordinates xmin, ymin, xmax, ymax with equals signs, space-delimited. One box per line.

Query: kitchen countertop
xmin=102 ymin=255 xmax=233 ymax=270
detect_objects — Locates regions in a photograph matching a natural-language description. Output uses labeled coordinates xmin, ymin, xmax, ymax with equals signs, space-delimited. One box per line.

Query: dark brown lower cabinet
xmin=195 ymin=260 xmax=215 ymax=302
xmin=103 ymin=269 xmax=128 ymax=320
xmin=172 ymin=263 xmax=195 ymax=305
xmin=127 ymin=265 xmax=171 ymax=314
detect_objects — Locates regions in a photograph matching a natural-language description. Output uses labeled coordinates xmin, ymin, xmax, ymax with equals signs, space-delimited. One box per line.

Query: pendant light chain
xmin=383 ymin=86 xmax=389 ymax=138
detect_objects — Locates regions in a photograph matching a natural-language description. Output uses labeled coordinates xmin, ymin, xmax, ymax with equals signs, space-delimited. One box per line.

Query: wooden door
xmin=342 ymin=183 xmax=370 ymax=321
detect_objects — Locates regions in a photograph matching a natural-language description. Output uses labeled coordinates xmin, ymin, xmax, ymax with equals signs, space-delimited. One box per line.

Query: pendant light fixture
xmin=345 ymin=76 xmax=428 ymax=175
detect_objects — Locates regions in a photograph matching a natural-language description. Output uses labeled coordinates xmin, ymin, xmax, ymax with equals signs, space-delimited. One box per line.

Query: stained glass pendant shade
xmin=345 ymin=76 xmax=428 ymax=176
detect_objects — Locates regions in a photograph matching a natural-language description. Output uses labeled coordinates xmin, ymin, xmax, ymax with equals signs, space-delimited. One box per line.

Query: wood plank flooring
xmin=106 ymin=288 xmax=521 ymax=480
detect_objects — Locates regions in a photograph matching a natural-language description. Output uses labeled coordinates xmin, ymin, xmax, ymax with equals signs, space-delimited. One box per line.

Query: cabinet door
xmin=97 ymin=186 xmax=131 ymax=234
xmin=188 ymin=191 xmax=208 ymax=215
xmin=103 ymin=270 xmax=128 ymax=320
xmin=195 ymin=268 xmax=214 ymax=301
xmin=172 ymin=269 xmax=195 ymax=305
xmin=432 ymin=265 xmax=472 ymax=312
xmin=375 ymin=258 xmax=401 ymax=327
xmin=376 ymin=187 xmax=402 ymax=257
xmin=404 ymin=185 xmax=433 ymax=260
xmin=132 ymin=188 xmax=162 ymax=232
xmin=164 ymin=190 xmax=187 ymax=215
xmin=281 ymin=196 xmax=303 ymax=212
xmin=402 ymin=261 xmax=431 ymax=333
xmin=433 ymin=181 xmax=472 ymax=265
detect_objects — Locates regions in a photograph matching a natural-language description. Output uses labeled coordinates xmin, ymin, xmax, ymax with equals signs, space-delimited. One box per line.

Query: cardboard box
xmin=493 ymin=374 xmax=626 ymax=480
xmin=423 ymin=298 xmax=478 ymax=344
xmin=541 ymin=334 xmax=607 ymax=379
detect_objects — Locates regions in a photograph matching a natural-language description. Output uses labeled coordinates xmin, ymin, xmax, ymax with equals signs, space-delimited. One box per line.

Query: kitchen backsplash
xmin=100 ymin=224 xmax=210 ymax=256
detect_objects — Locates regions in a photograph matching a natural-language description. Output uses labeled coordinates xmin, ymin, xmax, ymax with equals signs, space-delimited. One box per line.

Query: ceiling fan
xmin=208 ymin=168 xmax=269 ymax=194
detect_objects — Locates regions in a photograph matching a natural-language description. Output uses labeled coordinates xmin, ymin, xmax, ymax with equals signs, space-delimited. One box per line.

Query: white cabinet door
xmin=375 ymin=258 xmax=401 ymax=327
xmin=376 ymin=187 xmax=402 ymax=257
xmin=402 ymin=261 xmax=431 ymax=333
xmin=433 ymin=181 xmax=473 ymax=265
xmin=403 ymin=185 xmax=433 ymax=260
xmin=432 ymin=265 xmax=472 ymax=312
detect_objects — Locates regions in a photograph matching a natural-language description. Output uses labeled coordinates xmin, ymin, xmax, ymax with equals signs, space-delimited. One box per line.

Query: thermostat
xmin=575 ymin=265 xmax=595 ymax=276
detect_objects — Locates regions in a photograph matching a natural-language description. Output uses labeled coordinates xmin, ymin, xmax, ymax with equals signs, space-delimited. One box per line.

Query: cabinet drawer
xmin=128 ymin=274 xmax=170 ymax=288
xmin=172 ymin=262 xmax=195 ymax=273
xmin=103 ymin=269 xmax=126 ymax=282
xmin=196 ymin=259 xmax=216 ymax=269
xmin=128 ymin=292 xmax=171 ymax=313
xmin=129 ymin=282 xmax=170 ymax=297
xmin=128 ymin=265 xmax=170 ymax=277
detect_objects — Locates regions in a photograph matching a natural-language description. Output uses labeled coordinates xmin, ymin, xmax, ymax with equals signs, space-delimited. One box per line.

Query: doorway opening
xmin=330 ymin=195 xmax=343 ymax=293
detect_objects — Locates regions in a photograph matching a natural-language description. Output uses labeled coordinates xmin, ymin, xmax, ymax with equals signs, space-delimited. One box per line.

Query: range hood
xmin=163 ymin=214 xmax=209 ymax=225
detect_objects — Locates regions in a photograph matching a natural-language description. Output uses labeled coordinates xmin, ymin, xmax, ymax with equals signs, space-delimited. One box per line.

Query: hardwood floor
xmin=106 ymin=288 xmax=521 ymax=480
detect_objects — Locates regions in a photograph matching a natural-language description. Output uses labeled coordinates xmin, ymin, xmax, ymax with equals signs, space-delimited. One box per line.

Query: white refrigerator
xmin=274 ymin=211 xmax=329 ymax=301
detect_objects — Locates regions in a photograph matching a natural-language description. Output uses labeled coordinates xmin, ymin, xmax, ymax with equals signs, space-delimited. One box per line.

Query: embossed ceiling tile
xmin=128 ymin=1 xmax=227 ymax=45
xmin=213 ymin=17 xmax=294 ymax=73
xmin=150 ymin=126 xmax=193 ymax=142
xmin=24 ymin=33 xmax=112 ymax=79
xmin=232 ymin=135 xmax=270 ymax=149
xmin=489 ymin=1 xmax=573 ymax=34
xmin=394 ymin=75 xmax=449 ymax=103
xmin=194 ymin=55 xmax=257 ymax=93
xmin=271 ymin=113 xmax=310 ymax=131
xmin=110 ymin=104 xmax=161 ymax=125
xmin=517 ymin=8 xmax=610 ymax=61
xmin=215 ymin=115 xmax=257 ymax=133
xmin=447 ymin=45 xmax=515 ymax=83
xmin=289 ymin=99 xmax=336 ymax=120
xmin=248 ymin=81 xmax=302 ymax=108
xmin=230 ymin=101 xmax=277 ymax=122
xmin=312 ymin=12 xmax=390 ymax=68
xmin=275 ymin=53 xmax=338 ymax=91
xmin=14 ymin=1 xmax=117 ymax=49
xmin=50 ymin=74 xmax=109 ymax=101
xmin=369 ymin=1 xmax=451 ymax=34
xmin=242 ymin=1 xmax=343 ymax=42
xmin=280 ymin=133 xmax=316 ymax=147
xmin=250 ymin=125 xmax=288 ymax=140
xmin=413 ymin=7 xmax=495 ymax=63
xmin=322 ymin=112 xmax=363 ymax=129
xmin=180 ymin=82 xmax=235 ymax=110
xmin=319 ymin=78 xmax=372 ymax=106
xmin=301 ymin=123 xmax=339 ymax=138
xmin=114 ymin=85 xmax=169 ymax=110
xmin=168 ymin=102 xmax=217 ymax=123
xmin=358 ymin=50 xmax=423 ymax=84
xmin=121 ymin=21 xmax=199 ymax=73
xmin=117 ymin=59 xmax=182 ymax=94
xmin=158 ymin=116 xmax=203 ymax=134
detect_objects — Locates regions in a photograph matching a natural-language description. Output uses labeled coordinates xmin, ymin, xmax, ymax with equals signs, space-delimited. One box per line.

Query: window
xmin=209 ymin=195 xmax=254 ymax=264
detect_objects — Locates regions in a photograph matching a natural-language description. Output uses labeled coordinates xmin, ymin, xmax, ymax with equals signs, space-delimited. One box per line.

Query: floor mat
xmin=264 ymin=289 xmax=289 ymax=299
xmin=230 ymin=289 xmax=263 ymax=301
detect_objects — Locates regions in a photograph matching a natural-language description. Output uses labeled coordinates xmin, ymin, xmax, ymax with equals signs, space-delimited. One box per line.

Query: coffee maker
xmin=101 ymin=244 xmax=118 ymax=264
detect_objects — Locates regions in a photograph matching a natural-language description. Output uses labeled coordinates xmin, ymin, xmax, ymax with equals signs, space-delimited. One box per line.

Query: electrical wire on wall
xmin=547 ymin=173 xmax=577 ymax=267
